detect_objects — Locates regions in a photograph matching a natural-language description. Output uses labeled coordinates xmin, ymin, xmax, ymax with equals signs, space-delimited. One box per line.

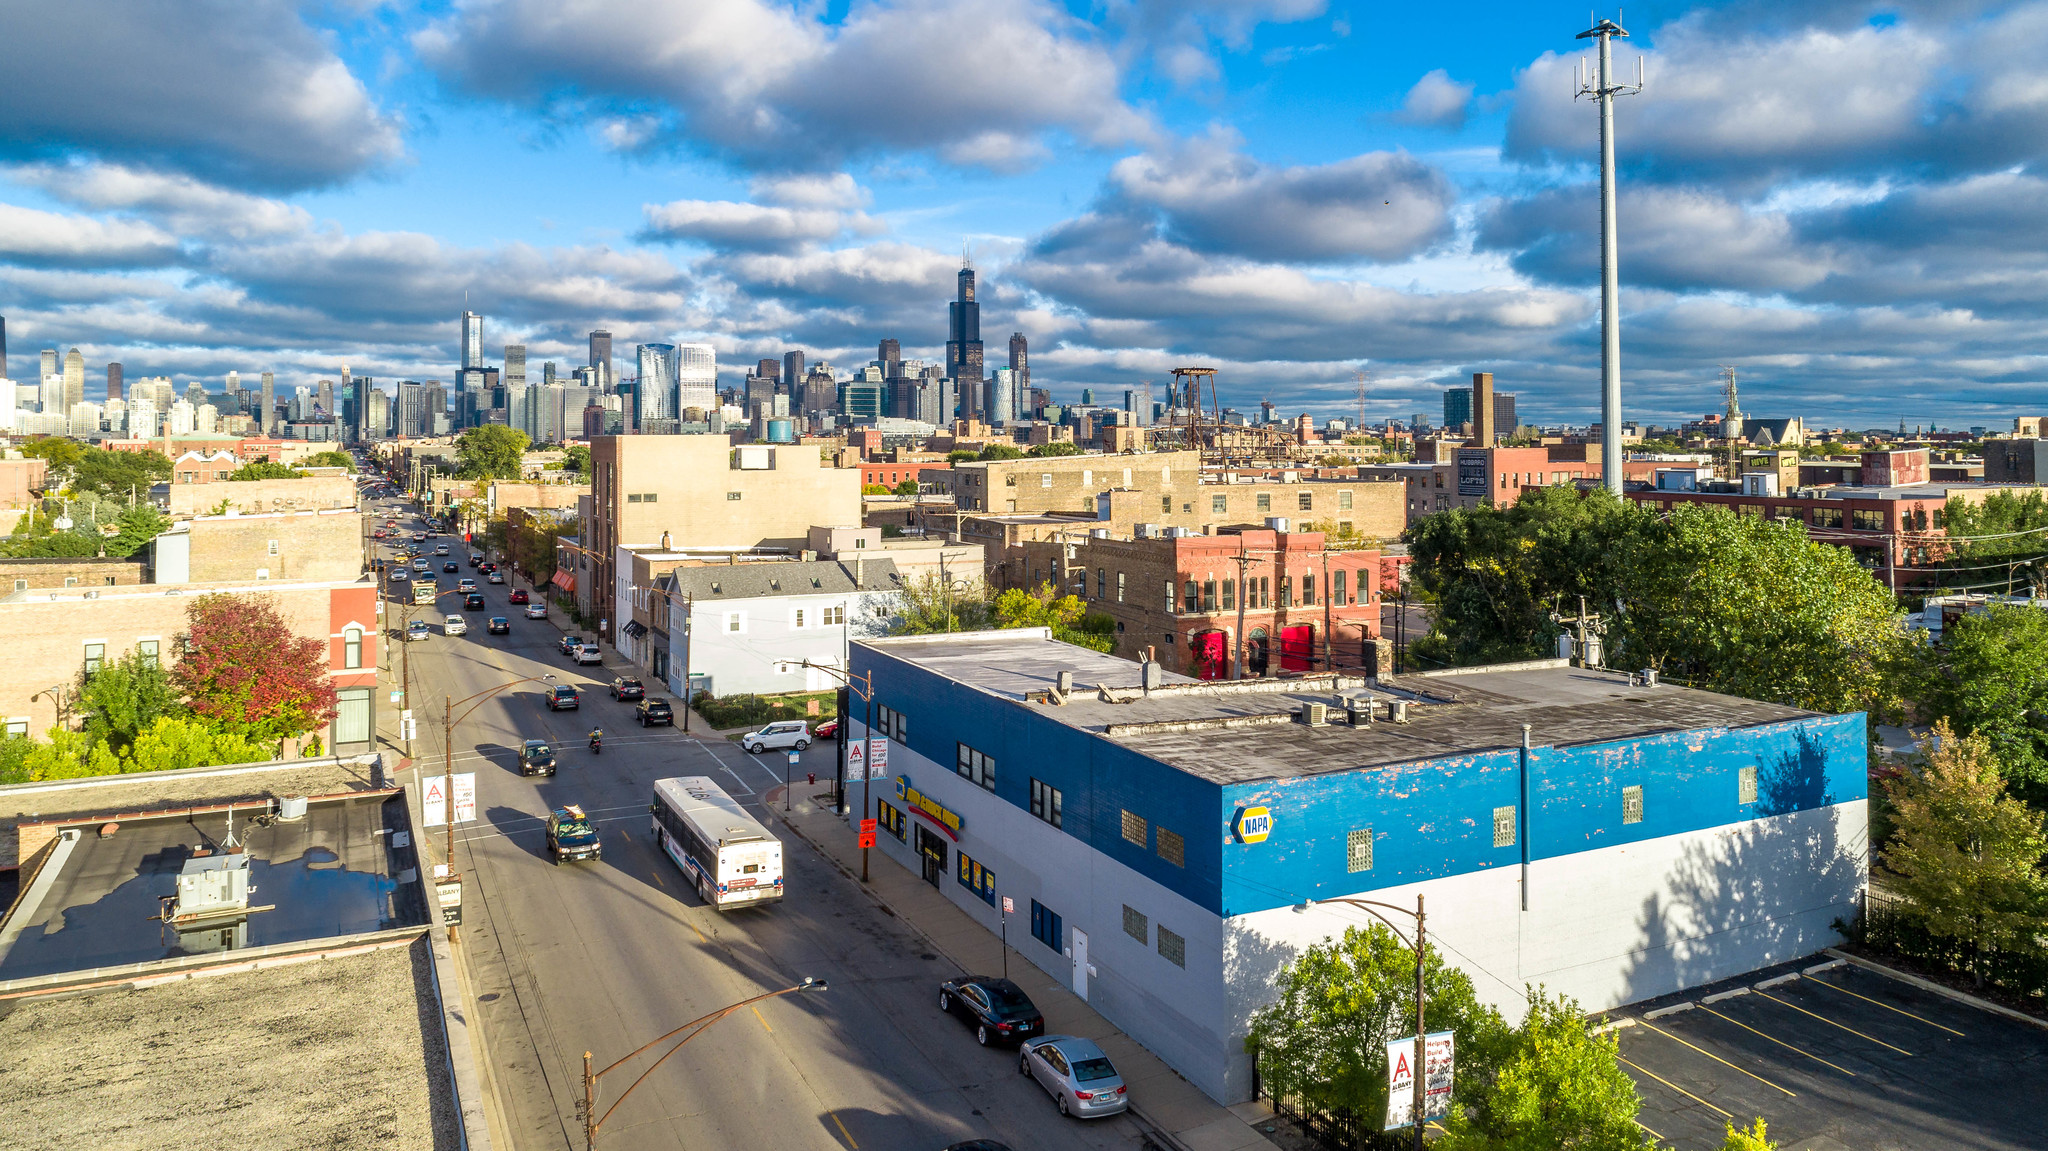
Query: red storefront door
xmin=1279 ymin=625 xmax=1315 ymax=671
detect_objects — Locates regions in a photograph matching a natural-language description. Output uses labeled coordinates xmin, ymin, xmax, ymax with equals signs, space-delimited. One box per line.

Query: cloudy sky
xmin=1 ymin=0 xmax=2044 ymax=430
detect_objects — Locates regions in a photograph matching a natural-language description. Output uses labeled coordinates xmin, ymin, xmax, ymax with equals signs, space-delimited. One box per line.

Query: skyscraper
xmin=461 ymin=310 xmax=484 ymax=371
xmin=637 ymin=343 xmax=679 ymax=427
xmin=504 ymin=344 xmax=526 ymax=386
xmin=877 ymin=339 xmax=900 ymax=370
xmin=261 ymin=371 xmax=276 ymax=435
xmin=946 ymin=259 xmax=983 ymax=412
xmin=589 ymin=330 xmax=613 ymax=390
xmin=106 ymin=362 xmax=123 ymax=403
xmin=756 ymin=358 xmax=779 ymax=381
xmin=317 ymin=378 xmax=334 ymax=417
xmin=1443 ymin=387 xmax=1472 ymax=430
xmin=782 ymin=350 xmax=805 ymax=394
xmin=0 ymin=315 xmax=7 ymax=381
xmin=1009 ymin=332 xmax=1028 ymax=393
xmin=41 ymin=350 xmax=55 ymax=382
xmin=63 ymin=348 xmax=84 ymax=413
xmin=678 ymin=343 xmax=717 ymax=413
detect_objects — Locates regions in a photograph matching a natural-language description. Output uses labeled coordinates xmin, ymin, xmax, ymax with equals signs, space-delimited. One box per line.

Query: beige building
xmin=164 ymin=474 xmax=358 ymax=516
xmin=586 ymin=436 xmax=861 ymax=629
xmin=951 ymin=451 xmax=1202 ymax=515
xmin=152 ymin=509 xmax=365 ymax=584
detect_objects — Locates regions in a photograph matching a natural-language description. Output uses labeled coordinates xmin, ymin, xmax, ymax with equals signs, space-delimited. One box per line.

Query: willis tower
xmin=945 ymin=254 xmax=983 ymax=420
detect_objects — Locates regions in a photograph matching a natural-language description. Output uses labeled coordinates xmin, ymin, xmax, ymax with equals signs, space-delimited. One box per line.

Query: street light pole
xmin=436 ymin=671 xmax=556 ymax=944
xmin=1294 ymin=894 xmax=1428 ymax=1148
xmin=785 ymin=659 xmax=875 ymax=880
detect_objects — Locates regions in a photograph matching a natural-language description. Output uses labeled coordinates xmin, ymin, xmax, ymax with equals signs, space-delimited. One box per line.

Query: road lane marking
xmin=829 ymin=1111 xmax=859 ymax=1149
xmin=1695 ymin=1005 xmax=1857 ymax=1077
xmin=1752 ymin=990 xmax=1913 ymax=1056
xmin=1635 ymin=1019 xmax=1798 ymax=1097
xmin=1617 ymin=1055 xmax=1733 ymax=1118
xmin=752 ymin=1005 xmax=773 ymax=1032
xmin=1799 ymin=974 xmax=1965 ymax=1036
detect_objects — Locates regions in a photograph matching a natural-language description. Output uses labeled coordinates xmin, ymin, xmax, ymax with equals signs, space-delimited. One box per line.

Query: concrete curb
xmin=425 ymin=922 xmax=496 ymax=1151
xmin=1824 ymin=947 xmax=2048 ymax=1032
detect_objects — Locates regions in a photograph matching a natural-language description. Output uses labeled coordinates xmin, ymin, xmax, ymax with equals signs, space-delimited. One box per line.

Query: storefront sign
xmin=894 ymin=775 xmax=962 ymax=839
xmin=1231 ymin=805 xmax=1274 ymax=844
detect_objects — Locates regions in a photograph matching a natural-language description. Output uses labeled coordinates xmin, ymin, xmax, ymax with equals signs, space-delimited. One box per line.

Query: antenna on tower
xmin=1354 ymin=367 xmax=1372 ymax=434
xmin=1575 ymin=14 xmax=1644 ymax=497
xmin=1720 ymin=365 xmax=1741 ymax=477
xmin=962 ymin=240 xmax=972 ymax=270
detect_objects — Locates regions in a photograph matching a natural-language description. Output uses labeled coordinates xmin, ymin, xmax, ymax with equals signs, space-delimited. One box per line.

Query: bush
xmin=1859 ymin=899 xmax=2048 ymax=1005
xmin=695 ymin=691 xmax=837 ymax=731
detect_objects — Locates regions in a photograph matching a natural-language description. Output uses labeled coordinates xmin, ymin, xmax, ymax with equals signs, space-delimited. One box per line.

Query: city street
xmin=383 ymin=535 xmax=1153 ymax=1151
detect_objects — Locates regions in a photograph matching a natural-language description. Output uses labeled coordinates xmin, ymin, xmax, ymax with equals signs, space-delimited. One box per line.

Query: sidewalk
xmin=761 ymin=778 xmax=1281 ymax=1151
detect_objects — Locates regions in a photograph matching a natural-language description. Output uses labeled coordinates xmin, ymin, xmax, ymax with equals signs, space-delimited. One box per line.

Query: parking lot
xmin=1614 ymin=956 xmax=2047 ymax=1150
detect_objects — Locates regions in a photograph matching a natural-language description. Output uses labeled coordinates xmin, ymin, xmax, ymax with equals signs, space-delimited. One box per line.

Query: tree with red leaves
xmin=172 ymin=593 xmax=337 ymax=746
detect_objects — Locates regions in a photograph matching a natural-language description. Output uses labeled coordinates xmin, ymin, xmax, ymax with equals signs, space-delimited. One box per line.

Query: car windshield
xmin=985 ymin=985 xmax=1037 ymax=1018
xmin=1070 ymin=1057 xmax=1118 ymax=1082
xmin=526 ymin=743 xmax=552 ymax=758
xmin=553 ymin=818 xmax=596 ymax=842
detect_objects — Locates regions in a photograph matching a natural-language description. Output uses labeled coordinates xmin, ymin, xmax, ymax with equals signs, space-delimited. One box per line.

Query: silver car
xmin=1018 ymin=1035 xmax=1128 ymax=1118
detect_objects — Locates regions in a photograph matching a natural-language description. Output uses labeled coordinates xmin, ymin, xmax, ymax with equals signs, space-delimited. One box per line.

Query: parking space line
xmin=1752 ymin=990 xmax=1914 ymax=1056
xmin=1800 ymin=974 xmax=1965 ymax=1037
xmin=1635 ymin=1118 xmax=1665 ymax=1143
xmin=1617 ymin=1055 xmax=1734 ymax=1118
xmin=1635 ymin=1019 xmax=1798 ymax=1096
xmin=1696 ymin=1005 xmax=1857 ymax=1077
xmin=830 ymin=1110 xmax=860 ymax=1149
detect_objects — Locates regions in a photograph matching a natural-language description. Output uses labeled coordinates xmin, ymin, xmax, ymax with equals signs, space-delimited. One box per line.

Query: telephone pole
xmin=1577 ymin=17 xmax=1642 ymax=495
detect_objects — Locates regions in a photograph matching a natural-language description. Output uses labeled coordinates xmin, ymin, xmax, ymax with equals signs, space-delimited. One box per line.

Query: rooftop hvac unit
xmin=277 ymin=796 xmax=309 ymax=821
xmin=1134 ymin=523 xmax=1157 ymax=538
xmin=1300 ymin=701 xmax=1327 ymax=726
xmin=1390 ymin=699 xmax=1410 ymax=724
xmin=1090 ymin=528 xmax=1110 ymax=539
xmin=173 ymin=851 xmax=253 ymax=920
xmin=1266 ymin=517 xmax=1290 ymax=532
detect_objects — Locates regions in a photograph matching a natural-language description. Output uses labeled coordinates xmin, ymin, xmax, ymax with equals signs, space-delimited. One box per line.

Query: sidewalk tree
xmin=1914 ymin=603 xmax=2048 ymax=800
xmin=455 ymin=425 xmax=530 ymax=480
xmin=1435 ymin=989 xmax=1647 ymax=1151
xmin=78 ymin=650 xmax=180 ymax=753
xmin=173 ymin=593 xmax=337 ymax=745
xmin=1881 ymin=722 xmax=2048 ymax=987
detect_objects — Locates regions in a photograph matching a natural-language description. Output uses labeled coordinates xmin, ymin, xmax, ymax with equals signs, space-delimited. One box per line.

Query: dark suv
xmin=635 ymin=698 xmax=674 ymax=727
xmin=610 ymin=677 xmax=645 ymax=702
xmin=545 ymin=685 xmax=580 ymax=711
xmin=519 ymin=739 xmax=556 ymax=777
xmin=546 ymin=806 xmax=601 ymax=864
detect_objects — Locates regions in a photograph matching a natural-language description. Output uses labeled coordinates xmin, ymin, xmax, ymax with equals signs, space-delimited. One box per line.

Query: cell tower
xmin=1721 ymin=366 xmax=1741 ymax=477
xmin=1576 ymin=16 xmax=1644 ymax=494
xmin=1354 ymin=367 xmax=1371 ymax=433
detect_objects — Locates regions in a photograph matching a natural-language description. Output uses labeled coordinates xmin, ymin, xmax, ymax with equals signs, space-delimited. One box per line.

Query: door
xmin=1070 ymin=928 xmax=1089 ymax=1000
xmin=1280 ymin=625 xmax=1315 ymax=671
xmin=915 ymin=824 xmax=946 ymax=888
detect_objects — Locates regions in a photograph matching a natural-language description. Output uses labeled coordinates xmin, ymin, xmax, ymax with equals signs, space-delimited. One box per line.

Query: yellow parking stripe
xmin=752 ymin=1005 xmax=773 ymax=1033
xmin=1636 ymin=1019 xmax=1798 ymax=1097
xmin=1636 ymin=1118 xmax=1666 ymax=1143
xmin=1753 ymin=990 xmax=1914 ymax=1056
xmin=1801 ymin=975 xmax=1965 ymax=1037
xmin=1617 ymin=1055 xmax=1734 ymax=1118
xmin=1697 ymin=1006 xmax=1857 ymax=1077
xmin=830 ymin=1111 xmax=860 ymax=1149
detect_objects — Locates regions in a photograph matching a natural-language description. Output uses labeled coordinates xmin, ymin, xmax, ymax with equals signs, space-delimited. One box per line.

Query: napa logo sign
xmin=1231 ymin=805 xmax=1274 ymax=845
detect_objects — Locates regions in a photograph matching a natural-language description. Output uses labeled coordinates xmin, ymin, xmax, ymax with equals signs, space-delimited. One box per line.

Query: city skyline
xmin=1 ymin=3 xmax=2046 ymax=428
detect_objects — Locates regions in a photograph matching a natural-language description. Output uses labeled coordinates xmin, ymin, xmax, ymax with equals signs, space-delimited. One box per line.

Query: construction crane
xmin=1720 ymin=365 xmax=1742 ymax=478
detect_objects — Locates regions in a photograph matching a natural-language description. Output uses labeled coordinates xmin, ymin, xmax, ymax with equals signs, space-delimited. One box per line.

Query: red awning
xmin=550 ymin=571 xmax=576 ymax=593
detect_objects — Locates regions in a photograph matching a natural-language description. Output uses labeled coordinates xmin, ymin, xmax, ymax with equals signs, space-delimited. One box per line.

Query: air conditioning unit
xmin=1301 ymin=701 xmax=1327 ymax=726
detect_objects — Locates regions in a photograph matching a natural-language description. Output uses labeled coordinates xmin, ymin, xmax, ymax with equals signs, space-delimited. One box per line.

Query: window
xmin=1030 ymin=900 xmax=1063 ymax=951
xmin=1183 ymin=580 xmax=1199 ymax=612
xmin=1622 ymin=785 xmax=1644 ymax=825
xmin=627 ymin=493 xmax=641 ymax=503
xmin=4 ymin=719 xmax=25 ymax=736
xmin=1211 ymin=494 xmax=1227 ymax=513
xmin=1029 ymin=778 xmax=1062 ymax=828
xmin=1120 ymin=809 xmax=1147 ymax=847
xmin=726 ymin=491 xmax=742 ymax=501
xmin=1347 ymin=828 xmax=1374 ymax=873
xmin=1158 ymin=925 xmax=1185 ymax=968
xmin=344 ymin=628 xmax=362 ymax=669
xmin=1852 ymin=509 xmax=1886 ymax=531
xmin=792 ymin=608 xmax=806 ymax=629
xmin=956 ymin=851 xmax=997 ymax=905
xmin=1040 ymin=473 xmax=1053 ymax=489
xmin=1096 ymin=568 xmax=1106 ymax=599
xmin=63 ymin=577 xmax=77 ymax=587
xmin=1116 ymin=572 xmax=1125 ymax=603
xmin=1222 ymin=579 xmax=1235 ymax=610
xmin=1339 ymin=490 xmax=1353 ymax=510
xmin=83 ymin=643 xmax=105 ymax=675
xmin=1123 ymin=905 xmax=1149 ymax=944
xmin=1492 ymin=805 xmax=1517 ymax=848
xmin=1812 ymin=507 xmax=1844 ymax=528
xmin=1161 ymin=496 xmax=1172 ymax=513
xmin=1738 ymin=504 xmax=1766 ymax=518
xmin=1156 ymin=827 xmax=1184 ymax=867
xmin=641 ymin=493 xmax=658 ymax=503
xmin=823 ymin=605 xmax=845 ymax=626
xmin=956 ymin=742 xmax=995 ymax=790
xmin=1300 ymin=574 xmax=1314 ymax=605
xmin=1739 ymin=766 xmax=1759 ymax=805
xmin=334 ymin=688 xmax=371 ymax=746
xmin=1257 ymin=493 xmax=1271 ymax=512
xmin=1333 ymin=570 xmax=1349 ymax=606
xmin=1298 ymin=492 xmax=1313 ymax=511
xmin=1277 ymin=577 xmax=1291 ymax=608
xmin=877 ymin=801 xmax=906 ymax=840
xmin=1165 ymin=581 xmax=1178 ymax=614
xmin=725 ymin=612 xmax=745 ymax=633
xmin=267 ymin=539 xmax=279 ymax=556
xmin=877 ymin=704 xmax=908 ymax=742
xmin=10 ymin=580 xmax=22 ymax=592
xmin=1201 ymin=580 xmax=1217 ymax=611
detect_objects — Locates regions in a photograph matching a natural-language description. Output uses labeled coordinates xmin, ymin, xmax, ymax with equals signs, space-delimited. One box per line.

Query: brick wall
xmin=165 ymin=475 xmax=358 ymax=515
xmin=0 ymin=557 xmax=148 ymax=592
xmin=181 ymin=510 xmax=365 ymax=583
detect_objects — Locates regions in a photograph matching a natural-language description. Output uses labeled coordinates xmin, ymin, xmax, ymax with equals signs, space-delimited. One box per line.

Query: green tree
xmin=992 ymin=582 xmax=1114 ymax=652
xmin=1246 ymin=924 xmax=1510 ymax=1146
xmin=228 ymin=458 xmax=306 ymax=481
xmin=455 ymin=425 xmax=531 ymax=480
xmin=890 ymin=572 xmax=993 ymax=634
xmin=1932 ymin=490 xmax=2048 ymax=593
xmin=1881 ymin=722 xmax=2048 ymax=987
xmin=1437 ymin=989 xmax=1648 ymax=1151
xmin=78 ymin=650 xmax=181 ymax=753
xmin=562 ymin=444 xmax=591 ymax=473
xmin=173 ymin=593 xmax=337 ymax=745
xmin=1916 ymin=603 xmax=2048 ymax=796
xmin=947 ymin=449 xmax=979 ymax=463
xmin=892 ymin=479 xmax=921 ymax=497
xmin=302 ymin=450 xmax=354 ymax=469
xmin=1027 ymin=442 xmax=1081 ymax=457
xmin=1719 ymin=1119 xmax=1776 ymax=1151
xmin=73 ymin=447 xmax=172 ymax=497
xmin=116 ymin=716 xmax=271 ymax=773
xmin=106 ymin=503 xmax=172 ymax=558
xmin=19 ymin=436 xmax=86 ymax=479
xmin=978 ymin=443 xmax=1024 ymax=460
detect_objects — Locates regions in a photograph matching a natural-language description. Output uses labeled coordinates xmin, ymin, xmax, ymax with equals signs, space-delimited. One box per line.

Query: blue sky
xmin=1 ymin=0 xmax=2044 ymax=431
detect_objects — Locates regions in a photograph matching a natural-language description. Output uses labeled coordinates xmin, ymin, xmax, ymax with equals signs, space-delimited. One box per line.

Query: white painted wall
xmin=678 ymin=589 xmax=901 ymax=697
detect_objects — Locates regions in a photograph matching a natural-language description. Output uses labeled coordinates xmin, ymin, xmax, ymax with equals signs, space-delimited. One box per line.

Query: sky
xmin=1 ymin=0 xmax=2045 ymax=431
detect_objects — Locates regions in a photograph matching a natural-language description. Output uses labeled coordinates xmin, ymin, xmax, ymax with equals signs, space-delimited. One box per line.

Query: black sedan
xmin=519 ymin=739 xmax=556 ymax=777
xmin=635 ymin=698 xmax=674 ymax=727
xmin=487 ymin=616 xmax=510 ymax=634
xmin=937 ymin=976 xmax=1044 ymax=1047
xmin=442 ymin=561 xmax=459 ymax=573
xmin=545 ymin=684 xmax=580 ymax=711
xmin=464 ymin=593 xmax=486 ymax=610
xmin=610 ymin=676 xmax=645 ymax=702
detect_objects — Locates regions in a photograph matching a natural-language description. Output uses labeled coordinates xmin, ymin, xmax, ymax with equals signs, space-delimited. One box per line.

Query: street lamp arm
xmin=782 ymin=658 xmax=872 ymax=702
xmin=448 ymin=673 xmax=556 ymax=725
xmin=1296 ymin=897 xmax=1417 ymax=950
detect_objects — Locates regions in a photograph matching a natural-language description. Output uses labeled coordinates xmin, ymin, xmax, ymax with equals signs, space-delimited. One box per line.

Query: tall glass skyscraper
xmin=461 ymin=310 xmax=483 ymax=370
xmin=678 ymin=343 xmax=717 ymax=413
xmin=945 ymin=259 xmax=982 ymax=413
xmin=637 ymin=343 xmax=679 ymax=425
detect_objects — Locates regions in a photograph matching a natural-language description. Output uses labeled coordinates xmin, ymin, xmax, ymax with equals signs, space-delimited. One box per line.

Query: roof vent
xmin=1300 ymin=700 xmax=1328 ymax=726
xmin=1090 ymin=528 xmax=1110 ymax=539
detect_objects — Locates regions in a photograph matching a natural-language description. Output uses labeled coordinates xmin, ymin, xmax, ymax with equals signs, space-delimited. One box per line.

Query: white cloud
xmin=1393 ymin=69 xmax=1474 ymax=130
xmin=641 ymin=200 xmax=852 ymax=252
xmin=5 ymin=163 xmax=313 ymax=241
xmin=0 ymin=204 xmax=179 ymax=268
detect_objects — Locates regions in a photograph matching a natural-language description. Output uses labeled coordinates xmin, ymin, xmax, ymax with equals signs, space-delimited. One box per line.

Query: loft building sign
xmin=1456 ymin=449 xmax=1489 ymax=498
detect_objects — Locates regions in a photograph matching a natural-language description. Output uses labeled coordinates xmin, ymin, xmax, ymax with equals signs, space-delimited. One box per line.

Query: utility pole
xmin=1577 ymin=17 xmax=1643 ymax=496
xmin=1552 ymin=595 xmax=1604 ymax=667
xmin=1229 ymin=541 xmax=1256 ymax=679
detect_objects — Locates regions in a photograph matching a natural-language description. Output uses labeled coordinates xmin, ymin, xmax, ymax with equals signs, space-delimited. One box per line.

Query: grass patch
xmin=696 ymin=691 xmax=838 ymax=731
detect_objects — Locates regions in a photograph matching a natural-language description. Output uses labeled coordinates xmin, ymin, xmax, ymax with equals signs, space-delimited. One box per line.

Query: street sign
xmin=857 ymin=832 xmax=876 ymax=849
xmin=1002 ymin=897 xmax=1015 ymax=914
xmin=787 ymin=750 xmax=802 ymax=766
xmin=860 ymin=818 xmax=877 ymax=834
xmin=1383 ymin=1031 xmax=1455 ymax=1132
xmin=421 ymin=773 xmax=478 ymax=826
xmin=868 ymin=738 xmax=889 ymax=772
xmin=846 ymin=739 xmax=866 ymax=779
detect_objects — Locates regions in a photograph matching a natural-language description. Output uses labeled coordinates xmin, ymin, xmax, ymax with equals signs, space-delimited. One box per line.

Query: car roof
xmin=1035 ymin=1036 xmax=1105 ymax=1060
xmin=959 ymin=976 xmax=1024 ymax=994
xmin=490 ymin=616 xmax=507 ymax=622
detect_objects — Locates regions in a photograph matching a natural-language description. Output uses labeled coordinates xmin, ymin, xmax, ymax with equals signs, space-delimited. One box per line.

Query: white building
xmin=662 ymin=558 xmax=904 ymax=699
xmin=677 ymin=343 xmax=717 ymax=413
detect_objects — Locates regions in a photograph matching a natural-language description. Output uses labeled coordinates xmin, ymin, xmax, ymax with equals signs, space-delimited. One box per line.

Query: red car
xmin=814 ymin=718 xmax=840 ymax=740
xmin=508 ymin=589 xmax=529 ymax=604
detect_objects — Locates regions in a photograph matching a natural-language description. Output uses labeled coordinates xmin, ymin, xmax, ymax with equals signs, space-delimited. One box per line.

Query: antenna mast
xmin=1720 ymin=366 xmax=1741 ymax=478
xmin=1354 ymin=367 xmax=1371 ymax=435
xmin=1576 ymin=15 xmax=1644 ymax=495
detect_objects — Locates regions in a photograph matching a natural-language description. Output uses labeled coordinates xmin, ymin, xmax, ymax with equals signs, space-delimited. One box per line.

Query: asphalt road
xmin=384 ymin=537 xmax=1153 ymax=1151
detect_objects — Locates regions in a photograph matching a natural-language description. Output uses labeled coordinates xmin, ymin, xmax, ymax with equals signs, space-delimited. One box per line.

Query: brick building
xmin=0 ymin=557 xmax=148 ymax=593
xmin=163 ymin=474 xmax=358 ymax=516
xmin=152 ymin=509 xmax=366 ymax=584
xmin=0 ymin=457 xmax=49 ymax=509
xmin=861 ymin=461 xmax=949 ymax=490
xmin=168 ymin=449 xmax=238 ymax=485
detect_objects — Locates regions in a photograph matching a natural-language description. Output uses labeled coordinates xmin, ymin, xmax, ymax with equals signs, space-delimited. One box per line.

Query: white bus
xmin=649 ymin=777 xmax=784 ymax=909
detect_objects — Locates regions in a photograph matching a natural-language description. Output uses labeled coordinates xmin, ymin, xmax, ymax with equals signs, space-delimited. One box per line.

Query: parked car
xmin=1018 ymin=1036 xmax=1128 ymax=1119
xmin=519 ymin=739 xmax=556 ymax=777
xmin=443 ymin=614 xmax=467 ymax=636
xmin=575 ymin=643 xmax=602 ymax=666
xmin=526 ymin=603 xmax=548 ymax=619
xmin=546 ymin=805 xmax=601 ymax=863
xmin=545 ymin=684 xmax=580 ymax=711
xmin=468 ymin=553 xmax=483 ymax=567
xmin=558 ymin=634 xmax=584 ymax=657
xmin=635 ymin=698 xmax=674 ymax=727
xmin=486 ymin=571 xmax=504 ymax=584
xmin=741 ymin=720 xmax=811 ymax=753
xmin=937 ymin=976 xmax=1044 ymax=1047
xmin=507 ymin=589 xmax=529 ymax=604
xmin=406 ymin=620 xmax=431 ymax=641
xmin=610 ymin=677 xmax=645 ymax=702
xmin=464 ymin=593 xmax=486 ymax=610
xmin=814 ymin=718 xmax=840 ymax=740
xmin=487 ymin=616 xmax=510 ymax=634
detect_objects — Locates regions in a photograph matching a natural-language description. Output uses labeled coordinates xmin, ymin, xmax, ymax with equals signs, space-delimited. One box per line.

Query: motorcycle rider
xmin=588 ymin=726 xmax=603 ymax=753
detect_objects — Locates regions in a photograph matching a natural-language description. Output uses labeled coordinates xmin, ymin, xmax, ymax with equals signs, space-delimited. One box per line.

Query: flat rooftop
xmin=0 ymin=935 xmax=458 ymax=1150
xmin=862 ymin=632 xmax=1813 ymax=785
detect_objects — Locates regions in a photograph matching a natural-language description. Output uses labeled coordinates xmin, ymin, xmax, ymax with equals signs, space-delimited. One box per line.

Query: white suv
xmin=443 ymin=614 xmax=467 ymax=636
xmin=741 ymin=721 xmax=811 ymax=753
xmin=575 ymin=643 xmax=602 ymax=665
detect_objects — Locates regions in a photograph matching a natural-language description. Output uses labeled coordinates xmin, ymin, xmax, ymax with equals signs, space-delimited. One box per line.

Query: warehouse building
xmin=841 ymin=632 xmax=1868 ymax=1104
